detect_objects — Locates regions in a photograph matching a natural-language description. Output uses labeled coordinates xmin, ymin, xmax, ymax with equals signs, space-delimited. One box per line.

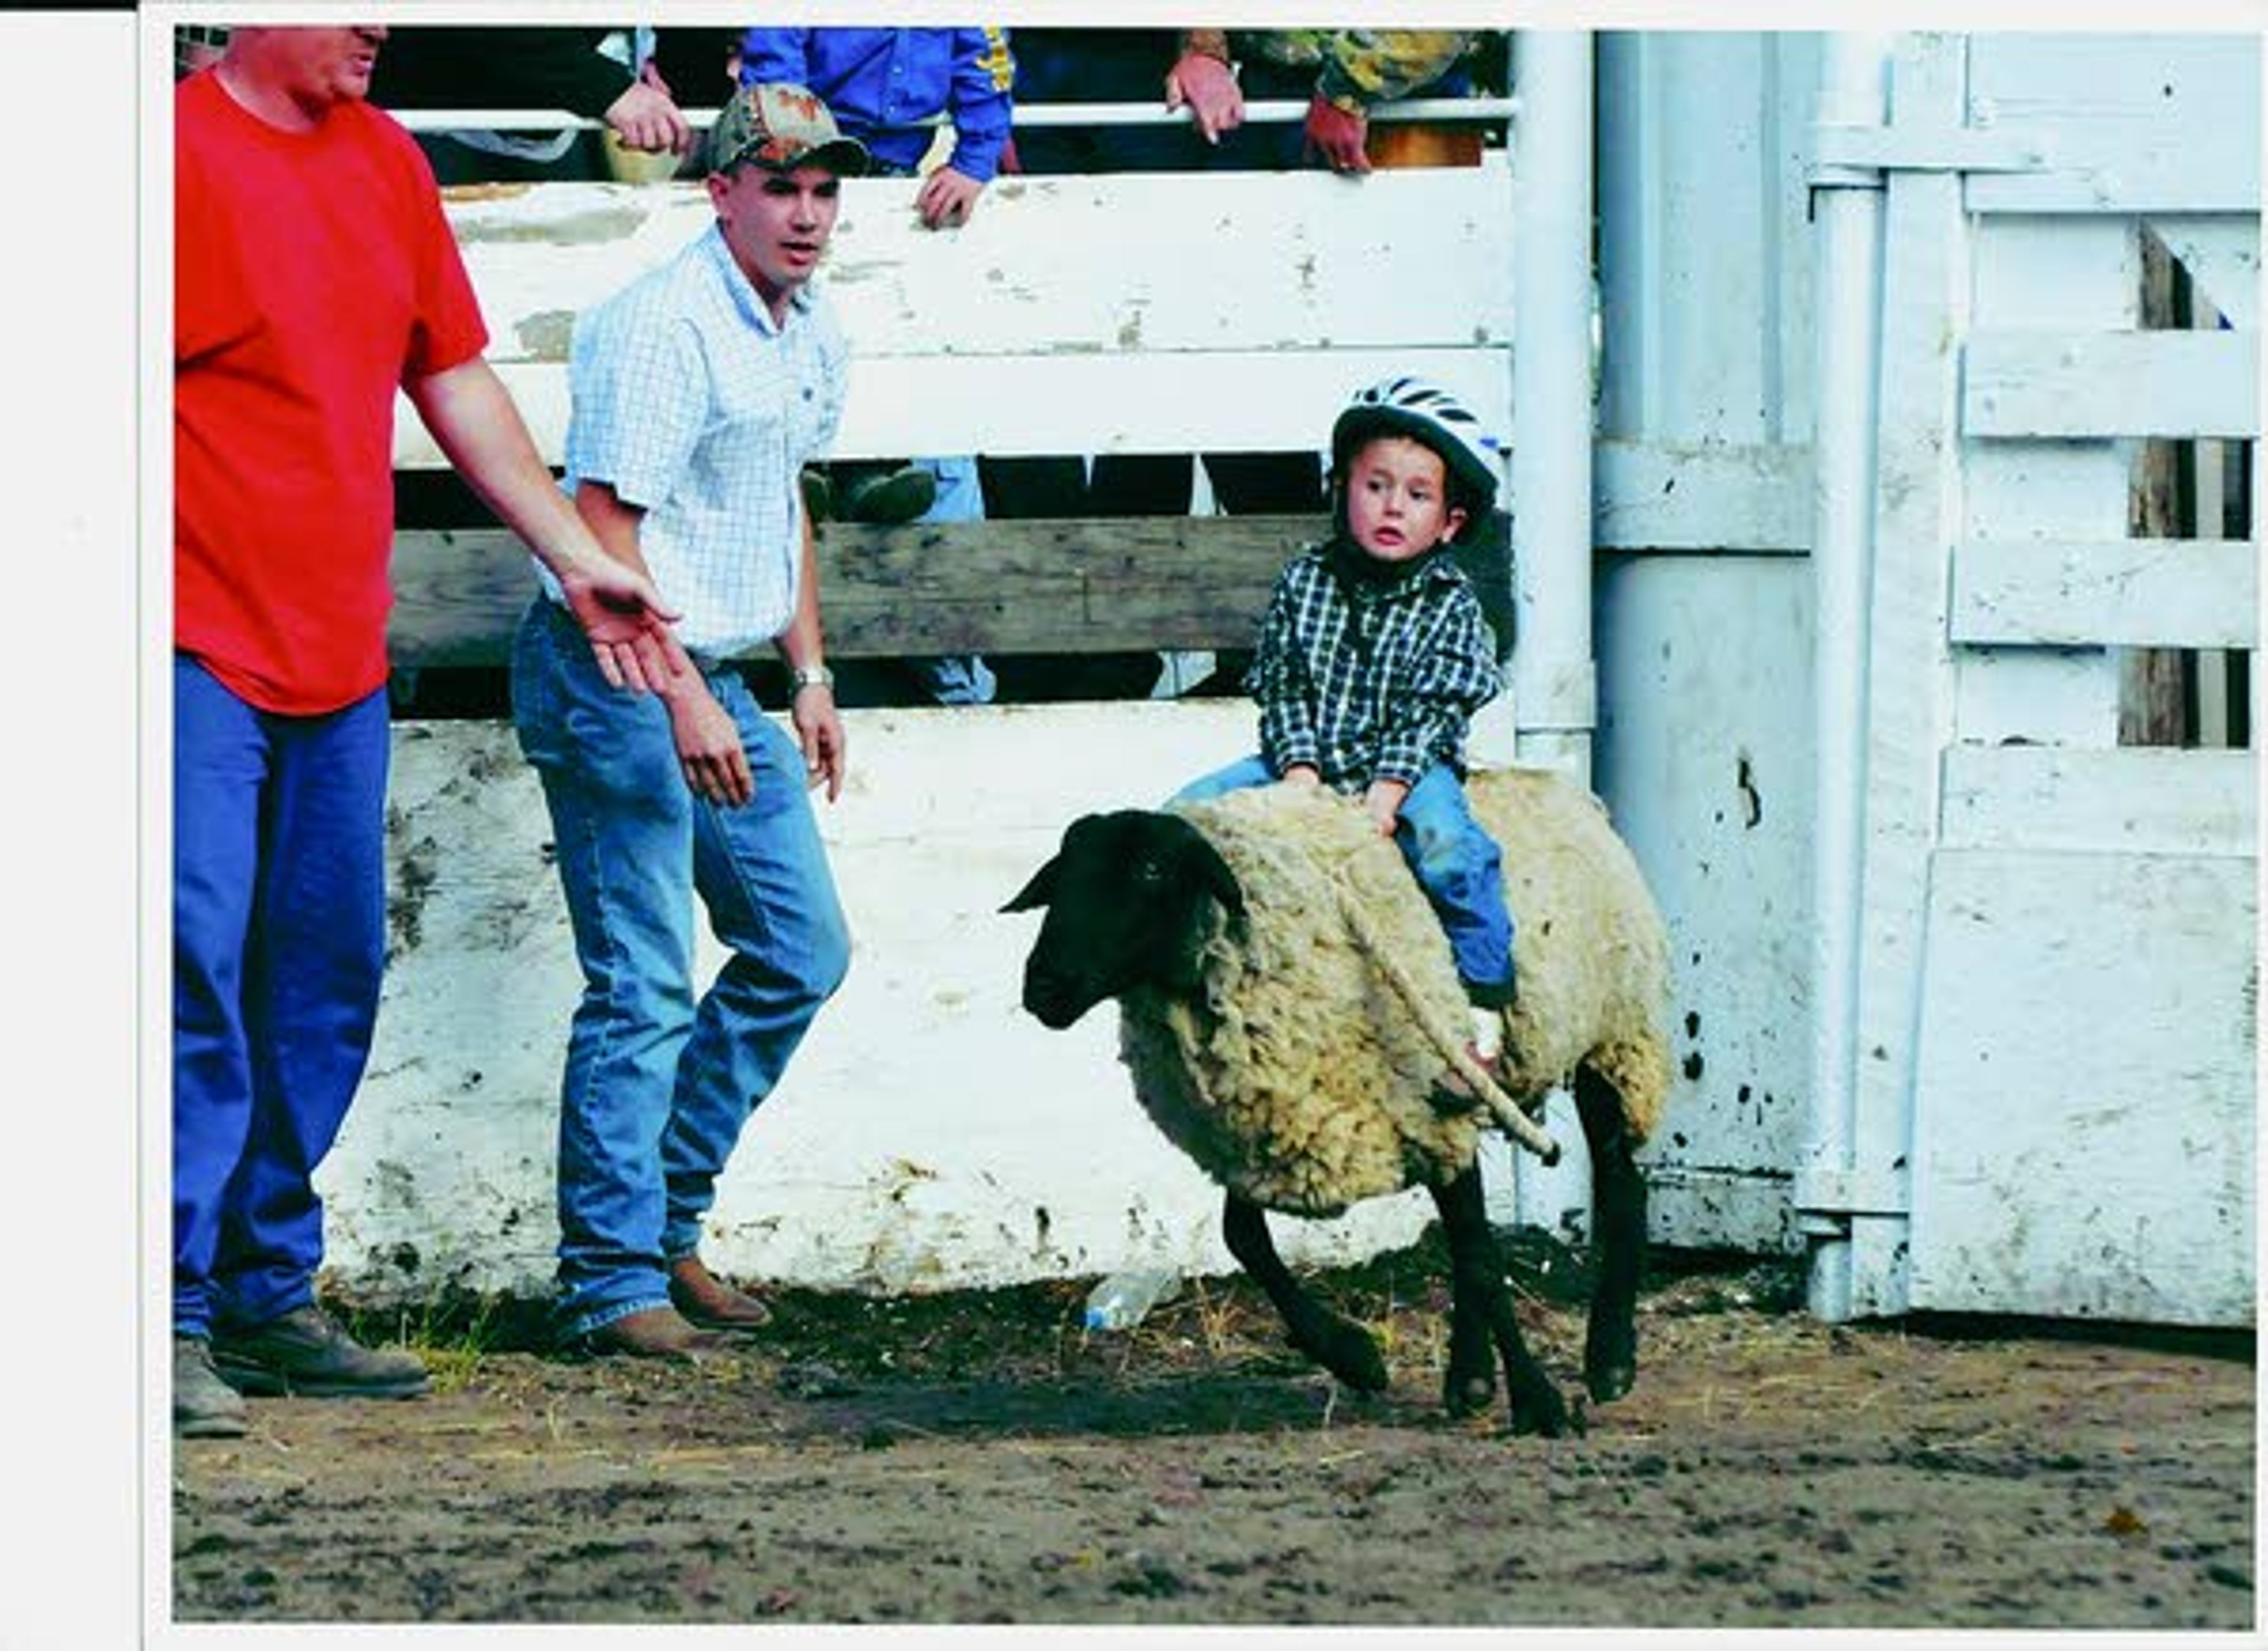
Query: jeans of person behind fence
xmin=511 ymin=599 xmax=851 ymax=1340
xmin=1171 ymin=755 xmax=1516 ymax=1004
xmin=174 ymin=656 xmax=390 ymax=1340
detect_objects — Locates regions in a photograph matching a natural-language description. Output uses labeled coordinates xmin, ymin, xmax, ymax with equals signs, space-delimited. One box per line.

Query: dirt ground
xmin=172 ymin=1239 xmax=2256 ymax=1630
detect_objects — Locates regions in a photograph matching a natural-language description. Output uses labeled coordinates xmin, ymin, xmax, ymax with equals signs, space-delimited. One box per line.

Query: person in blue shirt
xmin=737 ymin=26 xmax=1013 ymax=230
xmin=737 ymin=27 xmax=1014 ymax=705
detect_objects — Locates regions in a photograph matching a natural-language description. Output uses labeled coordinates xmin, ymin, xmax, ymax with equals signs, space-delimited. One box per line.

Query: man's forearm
xmin=407 ymin=358 xmax=600 ymax=583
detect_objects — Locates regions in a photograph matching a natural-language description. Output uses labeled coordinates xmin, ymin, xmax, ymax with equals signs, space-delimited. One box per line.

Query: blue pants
xmin=1172 ymin=756 xmax=1517 ymax=1007
xmin=905 ymin=456 xmax=995 ymax=705
xmin=512 ymin=600 xmax=852 ymax=1340
xmin=174 ymin=656 xmax=392 ymax=1339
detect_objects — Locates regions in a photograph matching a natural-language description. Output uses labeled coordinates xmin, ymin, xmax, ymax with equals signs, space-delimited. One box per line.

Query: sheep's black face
xmin=1003 ymin=810 xmax=1244 ymax=1029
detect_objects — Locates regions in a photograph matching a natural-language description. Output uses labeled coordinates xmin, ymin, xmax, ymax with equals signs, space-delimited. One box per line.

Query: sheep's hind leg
xmin=1575 ymin=1064 xmax=1646 ymax=1403
xmin=1429 ymin=1166 xmax=1575 ymax=1437
xmin=1438 ymin=1265 xmax=1495 ymax=1418
xmin=1221 ymin=1193 xmax=1388 ymax=1392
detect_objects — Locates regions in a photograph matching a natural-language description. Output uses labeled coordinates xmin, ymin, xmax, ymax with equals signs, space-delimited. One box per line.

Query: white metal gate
xmin=1803 ymin=32 xmax=2259 ymax=1325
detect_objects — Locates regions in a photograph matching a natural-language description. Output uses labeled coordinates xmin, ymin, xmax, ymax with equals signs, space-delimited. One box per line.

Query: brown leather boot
xmin=573 ymin=1305 xmax=725 ymax=1360
xmin=668 ymin=1255 xmax=775 ymax=1331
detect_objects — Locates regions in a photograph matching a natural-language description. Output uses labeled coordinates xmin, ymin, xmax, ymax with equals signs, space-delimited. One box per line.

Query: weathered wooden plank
xmin=1965 ymin=34 xmax=2262 ymax=214
xmin=1941 ymin=744 xmax=2257 ymax=858
xmin=2149 ymin=215 xmax=2261 ymax=332
xmin=1964 ymin=330 xmax=2259 ymax=439
xmin=2121 ymin=234 xmax=2193 ymax=748
xmin=1950 ymin=537 xmax=2259 ymax=649
xmin=394 ymin=347 xmax=1513 ymax=468
xmin=330 ymin=704 xmax=1468 ymax=1300
xmin=388 ymin=516 xmax=1318 ymax=665
xmin=445 ymin=164 xmax=1515 ymax=365
xmin=1846 ymin=35 xmax=1970 ymax=1320
xmin=1906 ymin=848 xmax=2256 ymax=1326
xmin=1591 ymin=552 xmax=1817 ymax=1258
xmin=404 ymin=165 xmax=1515 ymax=470
xmin=1592 ymin=438 xmax=1811 ymax=552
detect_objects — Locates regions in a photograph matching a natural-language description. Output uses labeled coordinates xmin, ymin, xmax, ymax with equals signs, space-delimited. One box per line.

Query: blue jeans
xmin=174 ymin=656 xmax=391 ymax=1339
xmin=1172 ymin=756 xmax=1517 ymax=1006
xmin=511 ymin=600 xmax=852 ymax=1339
xmin=907 ymin=456 xmax=995 ymax=705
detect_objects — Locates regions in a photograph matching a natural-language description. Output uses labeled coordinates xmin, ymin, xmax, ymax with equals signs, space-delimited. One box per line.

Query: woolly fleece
xmin=1117 ymin=768 xmax=1672 ymax=1218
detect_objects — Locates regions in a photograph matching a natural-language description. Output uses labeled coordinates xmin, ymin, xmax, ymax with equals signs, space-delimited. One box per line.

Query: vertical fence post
xmin=1504 ymin=29 xmax=1601 ymax=1231
xmin=1510 ymin=28 xmax=1598 ymax=783
xmin=1800 ymin=31 xmax=1894 ymax=1322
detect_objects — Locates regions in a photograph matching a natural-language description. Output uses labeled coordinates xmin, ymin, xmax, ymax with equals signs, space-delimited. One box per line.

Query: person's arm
xmin=775 ymin=507 xmax=846 ymax=802
xmin=607 ymin=60 xmax=691 ymax=155
xmin=934 ymin=27 xmax=1015 ymax=186
xmin=403 ymin=357 xmax=686 ymax=695
xmin=1305 ymin=29 xmax=1475 ymax=173
xmin=1253 ymin=565 xmax=1324 ymax=781
xmin=1369 ymin=587 xmax=1500 ymax=794
xmin=1164 ymin=28 xmax=1243 ymax=145
xmin=377 ymin=27 xmax=637 ymax=118
xmin=575 ymin=480 xmax=752 ymax=806
xmin=735 ymin=27 xmax=809 ymax=88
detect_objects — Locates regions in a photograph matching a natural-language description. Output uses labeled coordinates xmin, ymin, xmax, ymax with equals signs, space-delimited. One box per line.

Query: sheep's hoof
xmin=1509 ymin=1380 xmax=1578 ymax=1439
xmin=1443 ymin=1367 xmax=1495 ymax=1418
xmin=1319 ymin=1327 xmax=1390 ymax=1393
xmin=1585 ymin=1318 xmax=1637 ymax=1403
xmin=1585 ymin=1361 xmax=1636 ymax=1405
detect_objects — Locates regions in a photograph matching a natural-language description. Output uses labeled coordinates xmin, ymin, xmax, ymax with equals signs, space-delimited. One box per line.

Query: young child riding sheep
xmin=1173 ymin=376 xmax=1515 ymax=1100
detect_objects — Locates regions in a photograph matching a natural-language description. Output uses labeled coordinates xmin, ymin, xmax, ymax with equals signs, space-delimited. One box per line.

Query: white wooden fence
xmin=332 ymin=146 xmax=1536 ymax=1302
xmin=396 ymin=162 xmax=1517 ymax=471
xmin=317 ymin=32 xmax=2260 ymax=1327
xmin=1805 ymin=32 xmax=2259 ymax=1326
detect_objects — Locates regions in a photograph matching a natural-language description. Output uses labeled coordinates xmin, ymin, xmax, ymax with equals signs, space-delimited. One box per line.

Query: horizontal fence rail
xmin=1951 ymin=538 xmax=2260 ymax=649
xmin=388 ymin=96 xmax=1520 ymax=134
xmin=394 ymin=166 xmax=1517 ymax=470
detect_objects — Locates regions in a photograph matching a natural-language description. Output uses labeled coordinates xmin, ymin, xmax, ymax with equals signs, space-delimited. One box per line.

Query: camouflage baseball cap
xmin=709 ymin=82 xmax=869 ymax=177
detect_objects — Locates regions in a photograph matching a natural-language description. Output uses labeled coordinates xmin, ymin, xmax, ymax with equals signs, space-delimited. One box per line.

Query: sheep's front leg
xmin=1429 ymin=1166 xmax=1575 ymax=1437
xmin=1221 ymin=1193 xmax=1388 ymax=1392
xmin=1575 ymin=1064 xmax=1647 ymax=1403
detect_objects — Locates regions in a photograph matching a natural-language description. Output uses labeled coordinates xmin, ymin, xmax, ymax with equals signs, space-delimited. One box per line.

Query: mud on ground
xmin=173 ymin=1239 xmax=2256 ymax=1630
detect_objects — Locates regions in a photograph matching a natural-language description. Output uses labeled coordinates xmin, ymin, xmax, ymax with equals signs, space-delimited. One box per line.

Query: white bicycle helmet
xmin=1330 ymin=376 xmax=1503 ymax=512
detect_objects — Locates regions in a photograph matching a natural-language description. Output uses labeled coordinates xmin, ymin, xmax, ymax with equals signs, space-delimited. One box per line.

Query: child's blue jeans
xmin=1171 ymin=756 xmax=1517 ymax=1007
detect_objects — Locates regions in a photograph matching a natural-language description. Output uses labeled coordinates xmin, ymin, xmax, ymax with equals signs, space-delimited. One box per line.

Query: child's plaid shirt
xmin=1251 ymin=540 xmax=1503 ymax=793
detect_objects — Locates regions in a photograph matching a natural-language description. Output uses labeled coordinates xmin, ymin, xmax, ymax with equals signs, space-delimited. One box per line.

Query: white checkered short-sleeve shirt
xmin=540 ymin=222 xmax=848 ymax=659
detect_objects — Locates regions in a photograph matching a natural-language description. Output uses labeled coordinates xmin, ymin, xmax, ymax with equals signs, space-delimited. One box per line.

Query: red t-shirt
xmin=175 ymin=69 xmax=488 ymax=715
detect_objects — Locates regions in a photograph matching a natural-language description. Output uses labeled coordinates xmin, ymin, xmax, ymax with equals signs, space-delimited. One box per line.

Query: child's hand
xmin=1283 ymin=764 xmax=1323 ymax=789
xmin=1364 ymin=778 xmax=1409 ymax=836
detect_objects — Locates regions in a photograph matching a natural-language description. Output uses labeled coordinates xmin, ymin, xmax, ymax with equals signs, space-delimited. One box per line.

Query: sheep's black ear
xmin=1188 ymin=838 xmax=1246 ymax=929
xmin=1001 ymin=854 xmax=1060 ymax=914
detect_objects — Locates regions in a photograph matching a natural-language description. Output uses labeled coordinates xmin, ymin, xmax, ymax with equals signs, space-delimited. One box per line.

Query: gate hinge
xmin=1808 ymin=120 xmax=2051 ymax=191
xmin=1792 ymin=1162 xmax=1911 ymax=1230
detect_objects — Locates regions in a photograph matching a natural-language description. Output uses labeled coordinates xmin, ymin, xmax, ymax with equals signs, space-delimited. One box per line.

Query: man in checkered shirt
xmin=1175 ymin=377 xmax=1518 ymax=1089
xmin=510 ymin=83 xmax=869 ymax=1360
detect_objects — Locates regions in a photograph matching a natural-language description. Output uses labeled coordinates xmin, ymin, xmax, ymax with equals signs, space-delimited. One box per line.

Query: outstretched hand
xmin=791 ymin=687 xmax=847 ymax=803
xmin=1363 ymin=777 xmax=1409 ymax=837
xmin=606 ymin=66 xmax=692 ymax=155
xmin=556 ymin=561 xmax=689 ymax=695
xmin=1165 ymin=52 xmax=1243 ymax=144
xmin=915 ymin=167 xmax=985 ymax=229
xmin=1303 ymin=95 xmax=1371 ymax=174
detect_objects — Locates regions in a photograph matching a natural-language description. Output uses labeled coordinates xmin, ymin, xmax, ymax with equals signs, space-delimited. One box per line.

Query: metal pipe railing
xmin=387 ymin=97 xmax=1519 ymax=134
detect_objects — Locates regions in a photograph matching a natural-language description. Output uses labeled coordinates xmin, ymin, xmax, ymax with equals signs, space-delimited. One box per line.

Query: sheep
xmin=1003 ymin=768 xmax=1673 ymax=1437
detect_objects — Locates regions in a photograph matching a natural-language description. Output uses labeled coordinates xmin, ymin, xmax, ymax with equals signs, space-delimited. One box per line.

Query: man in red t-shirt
xmin=172 ymin=25 xmax=684 ymax=1438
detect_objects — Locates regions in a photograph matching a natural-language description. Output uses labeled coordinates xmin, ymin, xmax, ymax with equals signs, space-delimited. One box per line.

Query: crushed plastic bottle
xmin=1081 ymin=1268 xmax=1182 ymax=1332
